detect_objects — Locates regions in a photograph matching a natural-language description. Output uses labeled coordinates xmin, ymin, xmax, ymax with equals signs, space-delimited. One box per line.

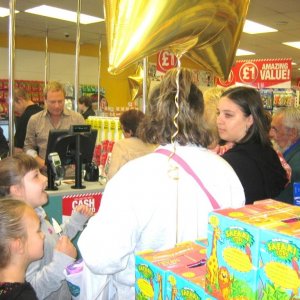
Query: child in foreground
xmin=0 ymin=153 xmax=94 ymax=300
xmin=0 ymin=198 xmax=44 ymax=300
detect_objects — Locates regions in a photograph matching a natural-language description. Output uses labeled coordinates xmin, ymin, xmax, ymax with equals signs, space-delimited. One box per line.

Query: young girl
xmin=0 ymin=153 xmax=94 ymax=300
xmin=0 ymin=198 xmax=44 ymax=300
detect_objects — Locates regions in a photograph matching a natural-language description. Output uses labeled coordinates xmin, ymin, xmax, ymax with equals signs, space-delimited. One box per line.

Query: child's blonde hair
xmin=0 ymin=198 xmax=29 ymax=268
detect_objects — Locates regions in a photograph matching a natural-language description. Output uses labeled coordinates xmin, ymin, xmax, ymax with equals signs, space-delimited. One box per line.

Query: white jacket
xmin=78 ymin=144 xmax=245 ymax=299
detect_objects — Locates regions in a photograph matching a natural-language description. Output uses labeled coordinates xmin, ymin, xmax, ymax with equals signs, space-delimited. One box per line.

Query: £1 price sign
xmin=217 ymin=58 xmax=292 ymax=88
xmin=239 ymin=62 xmax=259 ymax=84
xmin=235 ymin=58 xmax=292 ymax=88
xmin=156 ymin=50 xmax=178 ymax=73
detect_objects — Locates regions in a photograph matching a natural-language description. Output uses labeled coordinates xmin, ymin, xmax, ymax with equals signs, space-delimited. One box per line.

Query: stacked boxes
xmin=135 ymin=242 xmax=215 ymax=299
xmin=206 ymin=200 xmax=300 ymax=299
xmin=135 ymin=200 xmax=300 ymax=299
xmin=258 ymin=205 xmax=300 ymax=299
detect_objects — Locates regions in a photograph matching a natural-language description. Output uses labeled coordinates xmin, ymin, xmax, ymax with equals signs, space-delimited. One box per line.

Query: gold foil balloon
xmin=128 ymin=64 xmax=144 ymax=101
xmin=104 ymin=0 xmax=250 ymax=78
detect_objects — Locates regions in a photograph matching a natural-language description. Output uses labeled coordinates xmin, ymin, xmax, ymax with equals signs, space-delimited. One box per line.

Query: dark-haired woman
xmin=217 ymin=86 xmax=287 ymax=204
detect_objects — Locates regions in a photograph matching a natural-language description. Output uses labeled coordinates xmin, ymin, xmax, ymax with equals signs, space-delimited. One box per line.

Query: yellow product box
xmin=259 ymin=224 xmax=300 ymax=298
xmin=135 ymin=242 xmax=212 ymax=299
xmin=207 ymin=201 xmax=300 ymax=299
xmin=164 ymin=250 xmax=216 ymax=300
xmin=206 ymin=211 xmax=260 ymax=299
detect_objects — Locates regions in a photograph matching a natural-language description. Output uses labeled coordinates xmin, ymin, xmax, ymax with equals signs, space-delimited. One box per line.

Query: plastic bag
xmin=64 ymin=259 xmax=110 ymax=300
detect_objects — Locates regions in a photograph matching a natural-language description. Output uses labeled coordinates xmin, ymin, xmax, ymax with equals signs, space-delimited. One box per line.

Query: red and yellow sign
xmin=216 ymin=58 xmax=292 ymax=88
xmin=62 ymin=192 xmax=102 ymax=220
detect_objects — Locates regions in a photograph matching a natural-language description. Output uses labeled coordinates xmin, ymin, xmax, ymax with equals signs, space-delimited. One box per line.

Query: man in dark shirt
xmin=14 ymin=88 xmax=43 ymax=152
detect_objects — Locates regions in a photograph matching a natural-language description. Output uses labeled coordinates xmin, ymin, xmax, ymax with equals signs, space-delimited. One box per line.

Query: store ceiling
xmin=0 ymin=0 xmax=300 ymax=81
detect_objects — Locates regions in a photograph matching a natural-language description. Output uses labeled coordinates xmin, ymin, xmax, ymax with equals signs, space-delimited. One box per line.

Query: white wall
xmin=0 ymin=47 xmax=98 ymax=85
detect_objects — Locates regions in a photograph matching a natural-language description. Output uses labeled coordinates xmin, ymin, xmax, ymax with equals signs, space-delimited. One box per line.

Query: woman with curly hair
xmin=78 ymin=68 xmax=245 ymax=300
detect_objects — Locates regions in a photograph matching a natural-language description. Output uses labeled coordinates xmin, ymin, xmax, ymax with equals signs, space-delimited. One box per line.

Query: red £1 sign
xmin=157 ymin=50 xmax=178 ymax=73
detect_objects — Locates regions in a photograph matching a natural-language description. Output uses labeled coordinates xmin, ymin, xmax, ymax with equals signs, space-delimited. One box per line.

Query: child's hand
xmin=55 ymin=236 xmax=77 ymax=259
xmin=75 ymin=204 xmax=94 ymax=218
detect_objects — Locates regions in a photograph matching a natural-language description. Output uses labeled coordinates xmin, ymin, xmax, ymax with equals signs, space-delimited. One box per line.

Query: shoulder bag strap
xmin=155 ymin=148 xmax=220 ymax=209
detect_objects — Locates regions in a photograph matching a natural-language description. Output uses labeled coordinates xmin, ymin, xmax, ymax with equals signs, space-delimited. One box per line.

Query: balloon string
xmin=167 ymin=56 xmax=182 ymax=178
xmin=167 ymin=55 xmax=182 ymax=243
xmin=171 ymin=56 xmax=181 ymax=152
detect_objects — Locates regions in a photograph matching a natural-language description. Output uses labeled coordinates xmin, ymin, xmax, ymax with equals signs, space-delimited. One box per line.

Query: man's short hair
xmin=44 ymin=81 xmax=66 ymax=99
xmin=275 ymin=107 xmax=300 ymax=136
xmin=14 ymin=88 xmax=30 ymax=102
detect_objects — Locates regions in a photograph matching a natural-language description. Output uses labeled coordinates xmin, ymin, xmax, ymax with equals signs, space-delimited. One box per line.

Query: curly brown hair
xmin=138 ymin=68 xmax=213 ymax=147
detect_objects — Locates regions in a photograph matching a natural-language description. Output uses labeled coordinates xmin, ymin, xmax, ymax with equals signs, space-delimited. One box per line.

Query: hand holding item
xmin=75 ymin=204 xmax=94 ymax=218
xmin=55 ymin=235 xmax=77 ymax=259
xmin=52 ymin=217 xmax=63 ymax=236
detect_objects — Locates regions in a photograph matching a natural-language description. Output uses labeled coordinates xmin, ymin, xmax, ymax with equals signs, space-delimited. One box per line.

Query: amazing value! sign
xmin=216 ymin=58 xmax=292 ymax=88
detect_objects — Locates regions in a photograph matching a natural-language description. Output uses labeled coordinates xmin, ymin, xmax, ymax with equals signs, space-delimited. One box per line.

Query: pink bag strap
xmin=155 ymin=148 xmax=220 ymax=209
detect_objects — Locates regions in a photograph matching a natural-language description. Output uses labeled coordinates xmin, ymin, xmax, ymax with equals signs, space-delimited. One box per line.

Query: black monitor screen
xmin=45 ymin=128 xmax=97 ymax=167
xmin=45 ymin=125 xmax=97 ymax=190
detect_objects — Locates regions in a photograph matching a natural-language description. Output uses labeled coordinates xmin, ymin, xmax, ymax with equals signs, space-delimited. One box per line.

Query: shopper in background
xmin=23 ymin=81 xmax=85 ymax=169
xmin=0 ymin=153 xmax=94 ymax=300
xmin=107 ymin=109 xmax=157 ymax=180
xmin=0 ymin=198 xmax=44 ymax=300
xmin=217 ymin=86 xmax=287 ymax=204
xmin=0 ymin=126 xmax=9 ymax=159
xmin=14 ymin=88 xmax=43 ymax=152
xmin=100 ymin=95 xmax=108 ymax=112
xmin=78 ymin=95 xmax=96 ymax=119
xmin=269 ymin=106 xmax=300 ymax=204
xmin=78 ymin=68 xmax=245 ymax=300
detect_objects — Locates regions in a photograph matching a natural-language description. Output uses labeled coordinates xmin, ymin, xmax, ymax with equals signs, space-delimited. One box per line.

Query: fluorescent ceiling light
xmin=0 ymin=7 xmax=19 ymax=17
xmin=243 ymin=20 xmax=277 ymax=34
xmin=292 ymin=62 xmax=297 ymax=65
xmin=283 ymin=41 xmax=300 ymax=50
xmin=236 ymin=49 xmax=255 ymax=56
xmin=25 ymin=5 xmax=104 ymax=24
